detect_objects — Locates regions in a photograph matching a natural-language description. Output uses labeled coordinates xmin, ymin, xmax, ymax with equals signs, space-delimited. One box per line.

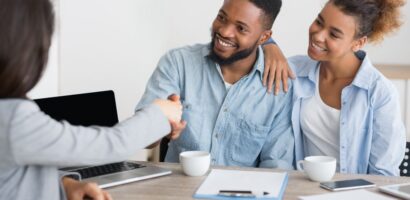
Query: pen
xmin=218 ymin=190 xmax=270 ymax=198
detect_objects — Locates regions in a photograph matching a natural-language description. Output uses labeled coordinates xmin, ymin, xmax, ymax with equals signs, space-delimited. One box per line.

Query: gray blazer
xmin=0 ymin=99 xmax=170 ymax=200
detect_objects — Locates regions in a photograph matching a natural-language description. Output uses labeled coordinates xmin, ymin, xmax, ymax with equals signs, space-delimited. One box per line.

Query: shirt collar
xmin=350 ymin=51 xmax=375 ymax=90
xmin=294 ymin=57 xmax=318 ymax=84
xmin=296 ymin=50 xmax=375 ymax=90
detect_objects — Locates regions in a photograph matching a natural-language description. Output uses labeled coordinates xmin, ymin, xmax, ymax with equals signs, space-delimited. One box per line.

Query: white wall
xmin=59 ymin=0 xmax=222 ymax=121
xmin=56 ymin=0 xmax=410 ymax=159
xmin=58 ymin=0 xmax=410 ymax=119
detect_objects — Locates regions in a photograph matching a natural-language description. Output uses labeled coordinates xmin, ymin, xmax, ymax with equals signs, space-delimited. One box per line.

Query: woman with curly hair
xmin=285 ymin=0 xmax=406 ymax=176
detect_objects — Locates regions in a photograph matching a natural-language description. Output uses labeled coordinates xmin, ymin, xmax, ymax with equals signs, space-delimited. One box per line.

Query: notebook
xmin=194 ymin=169 xmax=288 ymax=200
xmin=34 ymin=90 xmax=171 ymax=188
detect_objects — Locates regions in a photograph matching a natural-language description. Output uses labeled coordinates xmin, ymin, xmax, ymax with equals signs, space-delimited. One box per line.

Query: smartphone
xmin=379 ymin=183 xmax=410 ymax=199
xmin=320 ymin=179 xmax=375 ymax=191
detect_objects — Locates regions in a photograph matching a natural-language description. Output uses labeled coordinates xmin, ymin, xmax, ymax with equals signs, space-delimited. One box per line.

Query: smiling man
xmin=136 ymin=0 xmax=294 ymax=169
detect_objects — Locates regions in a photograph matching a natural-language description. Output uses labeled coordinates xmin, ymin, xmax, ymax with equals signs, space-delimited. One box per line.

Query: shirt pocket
xmin=172 ymin=101 xmax=203 ymax=150
xmin=229 ymin=115 xmax=270 ymax=166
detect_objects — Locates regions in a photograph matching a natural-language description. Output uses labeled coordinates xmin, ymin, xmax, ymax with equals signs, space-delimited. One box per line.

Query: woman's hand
xmin=153 ymin=94 xmax=186 ymax=141
xmin=262 ymin=44 xmax=295 ymax=95
xmin=153 ymin=94 xmax=183 ymax=123
xmin=62 ymin=177 xmax=112 ymax=200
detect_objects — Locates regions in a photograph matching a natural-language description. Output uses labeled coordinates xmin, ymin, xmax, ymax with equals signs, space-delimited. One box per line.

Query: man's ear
xmin=259 ymin=30 xmax=272 ymax=45
xmin=352 ymin=36 xmax=367 ymax=52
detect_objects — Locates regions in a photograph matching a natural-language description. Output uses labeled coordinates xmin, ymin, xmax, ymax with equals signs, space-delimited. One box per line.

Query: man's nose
xmin=217 ymin=24 xmax=235 ymax=38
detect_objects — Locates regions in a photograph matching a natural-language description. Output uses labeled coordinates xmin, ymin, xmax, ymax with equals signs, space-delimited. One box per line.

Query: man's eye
xmin=238 ymin=26 xmax=247 ymax=33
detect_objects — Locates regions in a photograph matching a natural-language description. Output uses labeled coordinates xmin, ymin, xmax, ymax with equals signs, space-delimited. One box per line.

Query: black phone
xmin=320 ymin=179 xmax=375 ymax=191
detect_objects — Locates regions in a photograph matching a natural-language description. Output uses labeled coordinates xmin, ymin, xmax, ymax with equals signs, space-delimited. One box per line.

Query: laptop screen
xmin=34 ymin=90 xmax=119 ymax=127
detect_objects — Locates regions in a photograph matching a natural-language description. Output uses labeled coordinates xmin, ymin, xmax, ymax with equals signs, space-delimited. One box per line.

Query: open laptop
xmin=34 ymin=90 xmax=171 ymax=188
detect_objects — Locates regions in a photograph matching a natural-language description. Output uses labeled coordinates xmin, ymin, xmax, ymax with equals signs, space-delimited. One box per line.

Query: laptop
xmin=34 ymin=90 xmax=171 ymax=188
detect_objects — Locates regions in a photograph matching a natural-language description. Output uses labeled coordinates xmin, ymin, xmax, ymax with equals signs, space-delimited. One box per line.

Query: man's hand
xmin=167 ymin=94 xmax=187 ymax=140
xmin=62 ymin=177 xmax=112 ymax=200
xmin=262 ymin=44 xmax=295 ymax=95
xmin=168 ymin=120 xmax=187 ymax=140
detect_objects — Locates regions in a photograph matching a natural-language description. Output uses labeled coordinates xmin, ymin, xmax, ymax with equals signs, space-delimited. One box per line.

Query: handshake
xmin=153 ymin=94 xmax=187 ymax=140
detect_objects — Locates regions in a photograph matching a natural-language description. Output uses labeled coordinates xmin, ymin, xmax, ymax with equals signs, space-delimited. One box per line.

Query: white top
xmin=300 ymin=66 xmax=341 ymax=169
xmin=216 ymin=65 xmax=233 ymax=91
xmin=224 ymin=81 xmax=232 ymax=90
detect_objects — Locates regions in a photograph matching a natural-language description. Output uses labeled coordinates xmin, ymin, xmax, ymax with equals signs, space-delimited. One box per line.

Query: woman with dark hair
xmin=277 ymin=0 xmax=406 ymax=175
xmin=0 ymin=0 xmax=183 ymax=199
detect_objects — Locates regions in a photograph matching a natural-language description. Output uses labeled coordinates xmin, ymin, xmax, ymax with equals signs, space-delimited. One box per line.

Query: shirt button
xmin=215 ymin=134 xmax=219 ymax=139
xmin=341 ymin=146 xmax=345 ymax=149
xmin=223 ymin=108 xmax=228 ymax=112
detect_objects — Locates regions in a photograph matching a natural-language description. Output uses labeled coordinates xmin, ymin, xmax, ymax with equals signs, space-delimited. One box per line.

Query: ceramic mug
xmin=179 ymin=151 xmax=210 ymax=176
xmin=297 ymin=156 xmax=336 ymax=182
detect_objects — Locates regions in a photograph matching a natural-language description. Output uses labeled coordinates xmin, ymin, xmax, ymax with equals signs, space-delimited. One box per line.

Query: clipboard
xmin=194 ymin=169 xmax=288 ymax=199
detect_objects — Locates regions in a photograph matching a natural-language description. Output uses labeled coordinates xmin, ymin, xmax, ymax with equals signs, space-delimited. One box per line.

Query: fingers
xmin=103 ymin=191 xmax=113 ymax=200
xmin=287 ymin=65 xmax=296 ymax=79
xmin=262 ymin=62 xmax=270 ymax=87
xmin=282 ymin=70 xmax=289 ymax=93
xmin=169 ymin=120 xmax=187 ymax=140
xmin=168 ymin=94 xmax=180 ymax=102
xmin=274 ymin=67 xmax=281 ymax=95
xmin=267 ymin=65 xmax=276 ymax=94
xmin=82 ymin=182 xmax=104 ymax=200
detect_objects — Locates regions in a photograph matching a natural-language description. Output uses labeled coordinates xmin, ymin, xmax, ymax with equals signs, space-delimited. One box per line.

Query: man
xmin=137 ymin=0 xmax=294 ymax=169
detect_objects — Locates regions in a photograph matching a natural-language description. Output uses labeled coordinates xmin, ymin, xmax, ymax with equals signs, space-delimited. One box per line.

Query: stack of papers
xmin=298 ymin=189 xmax=396 ymax=200
xmin=194 ymin=169 xmax=288 ymax=200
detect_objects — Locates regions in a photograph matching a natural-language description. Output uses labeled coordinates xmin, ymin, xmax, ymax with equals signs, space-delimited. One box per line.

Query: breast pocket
xmin=229 ymin=115 xmax=270 ymax=166
xmin=172 ymin=101 xmax=203 ymax=150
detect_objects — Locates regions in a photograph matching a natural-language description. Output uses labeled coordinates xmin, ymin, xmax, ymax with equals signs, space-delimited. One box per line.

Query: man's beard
xmin=208 ymin=33 xmax=259 ymax=66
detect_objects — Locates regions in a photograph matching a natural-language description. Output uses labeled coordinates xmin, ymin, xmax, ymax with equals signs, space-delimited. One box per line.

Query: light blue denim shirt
xmin=136 ymin=43 xmax=294 ymax=169
xmin=289 ymin=52 xmax=406 ymax=176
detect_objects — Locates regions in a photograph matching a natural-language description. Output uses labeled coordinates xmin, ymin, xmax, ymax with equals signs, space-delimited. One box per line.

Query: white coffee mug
xmin=297 ymin=156 xmax=336 ymax=182
xmin=179 ymin=151 xmax=210 ymax=176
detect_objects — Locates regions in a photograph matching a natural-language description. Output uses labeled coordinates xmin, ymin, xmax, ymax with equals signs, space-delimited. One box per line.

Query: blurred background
xmin=29 ymin=0 xmax=410 ymax=161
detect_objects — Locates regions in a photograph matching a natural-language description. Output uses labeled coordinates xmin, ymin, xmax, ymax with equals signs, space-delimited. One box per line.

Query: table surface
xmin=106 ymin=162 xmax=410 ymax=200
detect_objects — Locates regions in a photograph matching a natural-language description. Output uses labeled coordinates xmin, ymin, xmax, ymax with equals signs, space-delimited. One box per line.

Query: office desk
xmin=107 ymin=162 xmax=410 ymax=200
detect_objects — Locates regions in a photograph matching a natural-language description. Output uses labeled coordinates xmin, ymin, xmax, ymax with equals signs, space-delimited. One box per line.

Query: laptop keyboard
xmin=68 ymin=162 xmax=145 ymax=179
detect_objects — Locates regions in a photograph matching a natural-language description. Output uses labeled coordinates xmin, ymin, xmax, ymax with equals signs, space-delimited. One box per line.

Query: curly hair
xmin=331 ymin=0 xmax=406 ymax=43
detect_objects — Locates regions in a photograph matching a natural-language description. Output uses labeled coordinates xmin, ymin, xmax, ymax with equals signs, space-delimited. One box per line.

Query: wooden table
xmin=107 ymin=162 xmax=410 ymax=199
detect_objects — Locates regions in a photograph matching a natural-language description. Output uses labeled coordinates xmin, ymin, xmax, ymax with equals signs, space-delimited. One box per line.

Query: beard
xmin=208 ymin=33 xmax=259 ymax=66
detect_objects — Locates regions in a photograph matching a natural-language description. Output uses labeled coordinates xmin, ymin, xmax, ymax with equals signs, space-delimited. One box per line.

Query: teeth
xmin=312 ymin=43 xmax=326 ymax=51
xmin=218 ymin=38 xmax=234 ymax=47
